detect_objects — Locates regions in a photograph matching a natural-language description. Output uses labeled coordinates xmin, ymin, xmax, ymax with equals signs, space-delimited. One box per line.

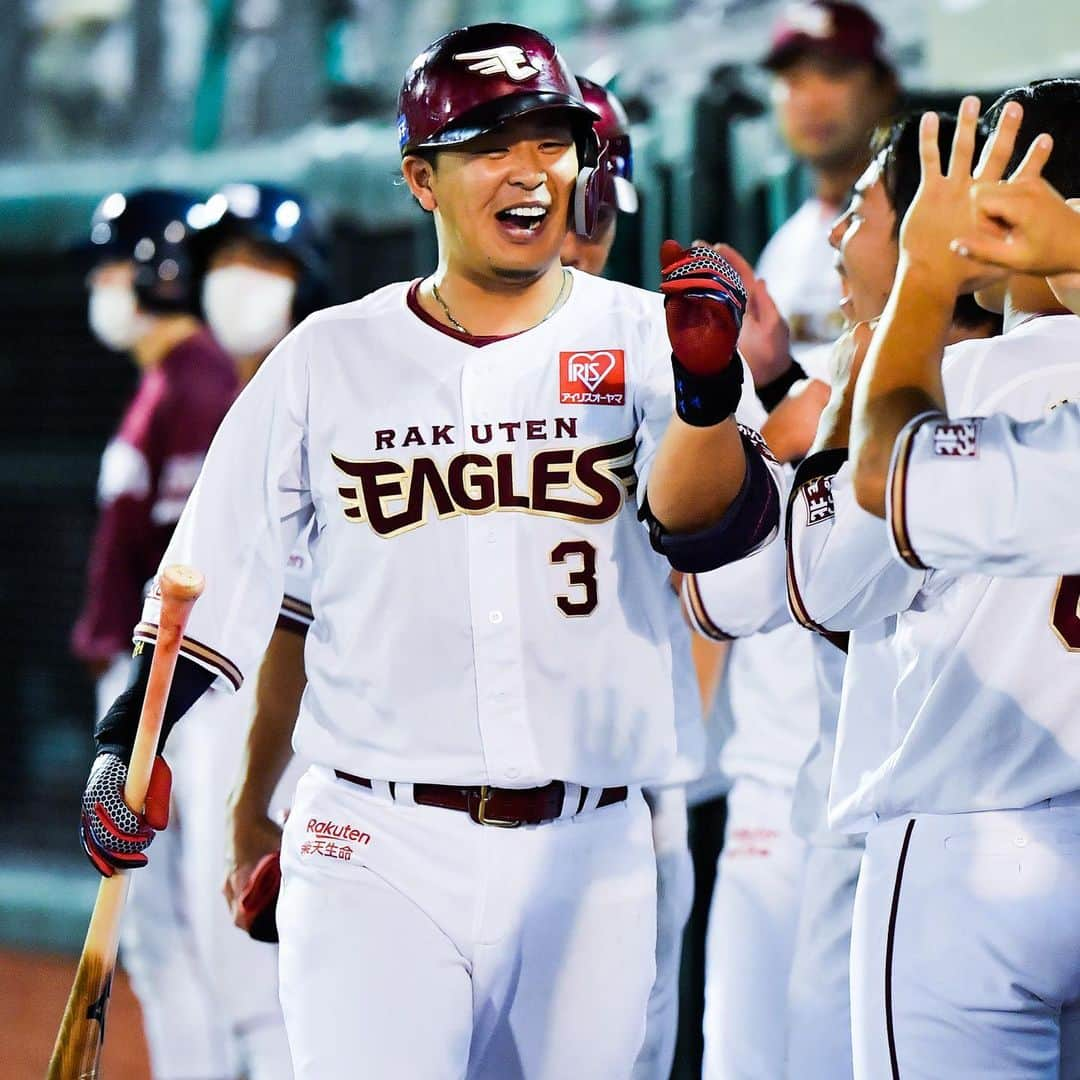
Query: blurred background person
xmin=756 ymin=0 xmax=898 ymax=369
xmin=71 ymin=186 xmax=241 ymax=1079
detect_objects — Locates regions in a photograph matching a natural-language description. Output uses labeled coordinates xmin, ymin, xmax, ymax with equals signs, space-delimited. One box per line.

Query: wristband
xmin=756 ymin=358 xmax=807 ymax=412
xmin=671 ymin=351 xmax=744 ymax=427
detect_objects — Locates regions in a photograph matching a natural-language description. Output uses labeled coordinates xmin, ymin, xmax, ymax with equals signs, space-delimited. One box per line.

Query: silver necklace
xmin=430 ymin=270 xmax=570 ymax=336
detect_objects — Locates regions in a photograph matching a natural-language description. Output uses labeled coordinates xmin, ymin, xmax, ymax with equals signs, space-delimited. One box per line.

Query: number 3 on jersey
xmin=550 ymin=540 xmax=598 ymax=617
xmin=1051 ymin=575 xmax=1080 ymax=650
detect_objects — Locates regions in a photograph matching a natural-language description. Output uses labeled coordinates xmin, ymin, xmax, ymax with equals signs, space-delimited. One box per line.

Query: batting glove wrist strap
xmin=670 ymin=351 xmax=745 ymax=427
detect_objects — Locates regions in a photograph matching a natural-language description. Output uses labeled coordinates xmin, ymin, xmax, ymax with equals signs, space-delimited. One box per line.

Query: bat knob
xmin=159 ymin=564 xmax=205 ymax=602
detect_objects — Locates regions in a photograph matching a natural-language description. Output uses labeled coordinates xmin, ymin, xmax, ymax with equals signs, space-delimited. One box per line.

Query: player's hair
xmin=983 ymin=79 xmax=1080 ymax=199
xmin=873 ymin=114 xmax=1001 ymax=336
xmin=875 ymin=112 xmax=985 ymax=238
xmin=951 ymin=292 xmax=1002 ymax=336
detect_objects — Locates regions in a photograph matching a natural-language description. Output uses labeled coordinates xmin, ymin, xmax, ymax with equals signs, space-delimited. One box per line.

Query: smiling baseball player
xmin=77 ymin=23 xmax=782 ymax=1079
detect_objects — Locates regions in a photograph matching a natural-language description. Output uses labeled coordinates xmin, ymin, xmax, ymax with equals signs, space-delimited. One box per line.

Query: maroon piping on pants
xmin=885 ymin=819 xmax=916 ymax=1079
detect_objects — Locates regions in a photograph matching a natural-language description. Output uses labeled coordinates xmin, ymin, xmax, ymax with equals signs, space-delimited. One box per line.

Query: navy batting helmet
xmin=192 ymin=182 xmax=331 ymax=320
xmin=88 ymin=188 xmax=204 ymax=314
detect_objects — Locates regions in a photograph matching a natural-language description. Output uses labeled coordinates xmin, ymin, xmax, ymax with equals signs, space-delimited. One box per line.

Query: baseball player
xmin=78 ymin=23 xmax=782 ymax=1079
xmin=71 ymin=188 xmax=240 ymax=1078
xmin=804 ymin=84 xmax=1080 ymax=1077
xmin=782 ymin=109 xmax=1000 ymax=1080
xmin=161 ymin=183 xmax=331 ymax=1080
xmin=558 ymin=76 xmax=637 ymax=277
xmin=755 ymin=1 xmax=897 ymax=363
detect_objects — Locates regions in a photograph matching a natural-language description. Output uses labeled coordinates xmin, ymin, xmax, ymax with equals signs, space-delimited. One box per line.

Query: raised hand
xmin=952 ymin=180 xmax=1078 ymax=276
xmin=659 ymin=240 xmax=748 ymax=427
xmin=898 ymin=96 xmax=1048 ymax=295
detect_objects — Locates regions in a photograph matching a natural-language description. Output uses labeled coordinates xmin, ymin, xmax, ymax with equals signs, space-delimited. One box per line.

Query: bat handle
xmin=124 ymin=564 xmax=205 ymax=810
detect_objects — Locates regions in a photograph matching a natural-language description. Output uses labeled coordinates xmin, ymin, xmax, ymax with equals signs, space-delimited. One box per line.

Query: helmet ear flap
xmin=573 ymin=142 xmax=614 ymax=238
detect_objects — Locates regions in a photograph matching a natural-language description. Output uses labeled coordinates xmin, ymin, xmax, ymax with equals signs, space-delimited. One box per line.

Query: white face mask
xmin=88 ymin=283 xmax=152 ymax=351
xmin=202 ymin=265 xmax=296 ymax=356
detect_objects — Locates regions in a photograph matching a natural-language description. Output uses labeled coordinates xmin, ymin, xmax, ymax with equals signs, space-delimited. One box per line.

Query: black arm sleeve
xmin=643 ymin=433 xmax=781 ymax=573
xmin=94 ymin=647 xmax=215 ymax=760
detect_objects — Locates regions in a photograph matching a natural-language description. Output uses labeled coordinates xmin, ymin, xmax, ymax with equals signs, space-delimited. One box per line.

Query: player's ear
xmin=402 ymin=155 xmax=438 ymax=213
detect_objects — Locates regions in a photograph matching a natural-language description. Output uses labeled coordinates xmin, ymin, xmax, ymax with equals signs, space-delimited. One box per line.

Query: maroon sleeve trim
xmin=280 ymin=594 xmax=314 ymax=624
xmin=785 ymin=460 xmax=836 ymax=638
xmin=275 ymin=614 xmax=309 ymax=637
xmin=133 ymin=621 xmax=243 ymax=691
xmin=682 ymin=574 xmax=734 ymax=642
xmin=889 ymin=416 xmax=935 ymax=571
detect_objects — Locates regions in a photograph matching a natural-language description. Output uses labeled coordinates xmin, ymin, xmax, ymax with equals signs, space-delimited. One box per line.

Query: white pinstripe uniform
xmin=792 ymin=314 xmax=1080 ymax=1079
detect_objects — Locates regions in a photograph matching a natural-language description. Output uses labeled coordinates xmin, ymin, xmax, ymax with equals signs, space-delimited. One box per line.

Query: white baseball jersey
xmin=756 ymin=198 xmax=846 ymax=363
xmin=888 ymin=400 xmax=1080 ymax=577
xmin=792 ymin=314 xmax=1080 ymax=830
xmin=137 ymin=270 xmax=779 ymax=789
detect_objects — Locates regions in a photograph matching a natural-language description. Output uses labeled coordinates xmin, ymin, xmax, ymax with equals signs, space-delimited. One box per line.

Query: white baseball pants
xmin=277 ymin=766 xmax=657 ymax=1079
xmin=702 ymin=776 xmax=808 ymax=1079
xmin=169 ymin=692 xmax=301 ymax=1080
xmin=786 ymin=841 xmax=863 ymax=1080
xmin=851 ymin=801 xmax=1080 ymax=1079
xmin=633 ymin=785 xmax=695 ymax=1080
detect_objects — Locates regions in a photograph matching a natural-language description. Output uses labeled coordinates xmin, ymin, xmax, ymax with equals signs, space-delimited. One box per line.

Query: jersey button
xmin=489 ymin=610 xmax=503 ymax=624
xmin=504 ymin=767 xmax=520 ymax=780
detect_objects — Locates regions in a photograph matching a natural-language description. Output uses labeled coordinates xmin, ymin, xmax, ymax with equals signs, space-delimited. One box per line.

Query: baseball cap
xmin=763 ymin=1 xmax=892 ymax=73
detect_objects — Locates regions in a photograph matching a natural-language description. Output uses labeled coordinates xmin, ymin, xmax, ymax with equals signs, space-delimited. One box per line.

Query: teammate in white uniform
xmin=784 ymin=109 xmax=1002 ymax=1080
xmin=685 ymin=11 xmax=894 ymax=1074
xmin=78 ymin=24 xmax=782 ymax=1079
xmin=880 ymin=167 xmax=1080 ymax=576
xmin=822 ymin=86 xmax=1080 ymax=1077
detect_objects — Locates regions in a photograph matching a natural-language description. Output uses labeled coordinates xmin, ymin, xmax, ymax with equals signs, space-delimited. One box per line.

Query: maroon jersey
xmin=72 ymin=329 xmax=238 ymax=665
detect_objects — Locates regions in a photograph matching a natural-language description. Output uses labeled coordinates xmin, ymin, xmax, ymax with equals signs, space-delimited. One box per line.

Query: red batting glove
xmin=234 ymin=851 xmax=282 ymax=943
xmin=659 ymin=241 xmax=748 ymax=426
xmin=80 ymin=751 xmax=171 ymax=877
xmin=659 ymin=240 xmax=747 ymax=375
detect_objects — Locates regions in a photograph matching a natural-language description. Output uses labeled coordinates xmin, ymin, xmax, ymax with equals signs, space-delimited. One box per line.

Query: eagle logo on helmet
xmin=453 ymin=46 xmax=540 ymax=81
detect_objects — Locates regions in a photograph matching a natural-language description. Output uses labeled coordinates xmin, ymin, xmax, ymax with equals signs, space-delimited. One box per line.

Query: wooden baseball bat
xmin=47 ymin=564 xmax=205 ymax=1080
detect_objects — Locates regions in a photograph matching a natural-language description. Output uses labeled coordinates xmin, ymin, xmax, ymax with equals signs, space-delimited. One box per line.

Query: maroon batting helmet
xmin=398 ymin=23 xmax=615 ymax=238
xmin=398 ymin=24 xmax=596 ymax=158
xmin=576 ymin=76 xmax=638 ymax=214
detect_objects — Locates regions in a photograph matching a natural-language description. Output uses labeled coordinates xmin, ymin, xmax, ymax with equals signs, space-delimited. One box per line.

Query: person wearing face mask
xmin=70 ymin=187 xmax=240 ymax=1079
xmin=73 ymin=188 xmax=238 ymax=713
xmin=196 ymin=182 xmax=331 ymax=385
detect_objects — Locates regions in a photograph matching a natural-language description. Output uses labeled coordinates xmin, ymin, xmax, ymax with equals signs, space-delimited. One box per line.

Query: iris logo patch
xmin=559 ymin=349 xmax=626 ymax=406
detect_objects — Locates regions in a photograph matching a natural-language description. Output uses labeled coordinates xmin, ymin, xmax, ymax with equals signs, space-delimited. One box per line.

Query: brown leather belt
xmin=333 ymin=770 xmax=628 ymax=828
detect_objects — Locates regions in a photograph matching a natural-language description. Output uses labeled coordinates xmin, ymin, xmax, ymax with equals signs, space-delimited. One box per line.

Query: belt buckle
xmin=473 ymin=785 xmax=521 ymax=828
